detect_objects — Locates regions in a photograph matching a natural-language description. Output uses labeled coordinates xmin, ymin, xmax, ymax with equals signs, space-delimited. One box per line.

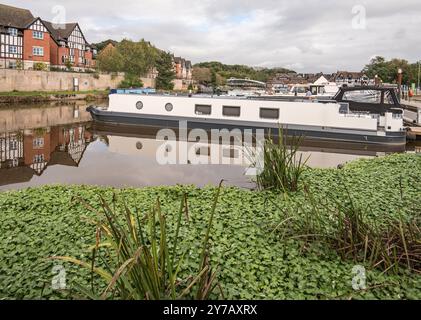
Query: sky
xmin=4 ymin=0 xmax=421 ymax=73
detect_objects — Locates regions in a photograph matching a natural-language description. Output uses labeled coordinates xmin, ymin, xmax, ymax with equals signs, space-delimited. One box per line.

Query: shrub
xmin=118 ymin=73 xmax=144 ymax=89
xmin=33 ymin=63 xmax=48 ymax=71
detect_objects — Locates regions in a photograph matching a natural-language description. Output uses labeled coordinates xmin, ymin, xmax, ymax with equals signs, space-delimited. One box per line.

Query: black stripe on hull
xmin=87 ymin=107 xmax=407 ymax=146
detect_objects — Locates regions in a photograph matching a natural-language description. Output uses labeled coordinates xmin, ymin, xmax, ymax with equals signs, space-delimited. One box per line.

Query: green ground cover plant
xmin=0 ymin=154 xmax=420 ymax=300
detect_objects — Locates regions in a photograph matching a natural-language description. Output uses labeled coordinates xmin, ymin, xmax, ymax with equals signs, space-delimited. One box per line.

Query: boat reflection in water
xmin=0 ymin=102 xmax=415 ymax=191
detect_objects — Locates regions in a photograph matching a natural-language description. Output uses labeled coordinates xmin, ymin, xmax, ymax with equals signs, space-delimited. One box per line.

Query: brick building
xmin=0 ymin=4 xmax=95 ymax=71
xmin=173 ymin=56 xmax=192 ymax=81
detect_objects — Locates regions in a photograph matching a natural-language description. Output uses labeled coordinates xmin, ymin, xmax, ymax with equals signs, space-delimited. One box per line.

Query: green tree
xmin=117 ymin=39 xmax=158 ymax=76
xmin=96 ymin=44 xmax=123 ymax=73
xmin=363 ymin=56 xmax=418 ymax=85
xmin=156 ymin=51 xmax=175 ymax=90
xmin=194 ymin=61 xmax=295 ymax=83
xmin=64 ymin=59 xmax=73 ymax=71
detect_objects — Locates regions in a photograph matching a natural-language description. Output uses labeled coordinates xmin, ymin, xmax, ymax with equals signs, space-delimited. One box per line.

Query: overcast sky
xmin=5 ymin=0 xmax=421 ymax=72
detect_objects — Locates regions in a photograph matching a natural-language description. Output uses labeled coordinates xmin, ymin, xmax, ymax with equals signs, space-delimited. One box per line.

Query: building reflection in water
xmin=0 ymin=124 xmax=93 ymax=185
xmin=0 ymin=102 xmax=95 ymax=186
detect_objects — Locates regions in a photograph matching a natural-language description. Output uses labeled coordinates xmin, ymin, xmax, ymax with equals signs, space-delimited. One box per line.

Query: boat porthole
xmin=136 ymin=142 xmax=143 ymax=150
xmin=165 ymin=103 xmax=173 ymax=112
xmin=136 ymin=101 xmax=143 ymax=110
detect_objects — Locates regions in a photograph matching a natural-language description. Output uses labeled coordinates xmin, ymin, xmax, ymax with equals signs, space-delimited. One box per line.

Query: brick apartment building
xmin=0 ymin=4 xmax=95 ymax=71
xmin=173 ymin=56 xmax=192 ymax=81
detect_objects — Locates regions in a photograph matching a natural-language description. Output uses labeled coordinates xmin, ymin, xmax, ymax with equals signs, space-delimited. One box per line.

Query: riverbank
xmin=0 ymin=90 xmax=109 ymax=104
xmin=0 ymin=154 xmax=420 ymax=300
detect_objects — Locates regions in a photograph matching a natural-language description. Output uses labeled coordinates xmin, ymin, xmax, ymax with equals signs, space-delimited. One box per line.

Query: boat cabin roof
xmin=333 ymin=86 xmax=402 ymax=114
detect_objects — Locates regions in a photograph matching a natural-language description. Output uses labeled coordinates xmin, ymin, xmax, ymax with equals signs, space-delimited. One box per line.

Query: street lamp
xmin=417 ymin=61 xmax=420 ymax=95
xmin=397 ymin=68 xmax=403 ymax=101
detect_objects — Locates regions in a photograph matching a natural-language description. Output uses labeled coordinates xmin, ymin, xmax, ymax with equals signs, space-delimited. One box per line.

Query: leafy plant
xmin=252 ymin=128 xmax=308 ymax=192
xmin=118 ymin=73 xmax=144 ymax=89
xmin=33 ymin=63 xmax=48 ymax=71
xmin=50 ymin=183 xmax=223 ymax=300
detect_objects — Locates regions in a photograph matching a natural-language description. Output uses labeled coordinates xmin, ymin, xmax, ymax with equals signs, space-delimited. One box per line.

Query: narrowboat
xmin=87 ymin=86 xmax=406 ymax=145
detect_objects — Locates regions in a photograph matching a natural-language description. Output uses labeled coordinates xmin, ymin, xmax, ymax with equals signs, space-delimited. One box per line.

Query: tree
xmin=363 ymin=56 xmax=418 ymax=85
xmin=117 ymin=39 xmax=158 ymax=77
xmin=156 ymin=51 xmax=175 ymax=90
xmin=96 ymin=44 xmax=123 ymax=73
xmin=192 ymin=67 xmax=212 ymax=85
xmin=193 ymin=61 xmax=296 ymax=83
xmin=64 ymin=58 xmax=73 ymax=71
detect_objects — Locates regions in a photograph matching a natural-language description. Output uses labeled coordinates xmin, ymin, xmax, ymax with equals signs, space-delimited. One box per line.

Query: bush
xmin=33 ymin=63 xmax=48 ymax=71
xmin=118 ymin=74 xmax=144 ymax=89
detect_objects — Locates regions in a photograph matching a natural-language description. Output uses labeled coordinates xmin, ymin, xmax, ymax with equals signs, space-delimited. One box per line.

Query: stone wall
xmin=0 ymin=69 xmax=125 ymax=92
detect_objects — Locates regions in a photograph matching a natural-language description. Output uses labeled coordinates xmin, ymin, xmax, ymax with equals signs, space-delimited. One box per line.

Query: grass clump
xmin=253 ymin=128 xmax=308 ymax=192
xmin=50 ymin=184 xmax=223 ymax=300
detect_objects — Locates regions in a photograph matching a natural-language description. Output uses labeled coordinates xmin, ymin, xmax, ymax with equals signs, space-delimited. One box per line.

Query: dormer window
xmin=8 ymin=28 xmax=18 ymax=36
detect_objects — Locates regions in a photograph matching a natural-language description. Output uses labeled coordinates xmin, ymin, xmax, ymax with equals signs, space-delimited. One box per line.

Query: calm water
xmin=0 ymin=102 xmax=419 ymax=191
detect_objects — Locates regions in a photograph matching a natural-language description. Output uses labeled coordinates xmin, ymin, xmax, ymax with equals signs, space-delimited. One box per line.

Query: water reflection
xmin=0 ymin=102 xmax=419 ymax=191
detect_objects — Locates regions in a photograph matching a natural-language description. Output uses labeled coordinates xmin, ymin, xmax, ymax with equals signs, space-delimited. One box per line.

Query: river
xmin=0 ymin=101 xmax=419 ymax=191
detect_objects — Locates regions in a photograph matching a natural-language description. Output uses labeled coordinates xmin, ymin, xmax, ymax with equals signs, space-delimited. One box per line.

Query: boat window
xmin=165 ymin=103 xmax=173 ymax=112
xmin=260 ymin=108 xmax=279 ymax=119
xmin=339 ymin=103 xmax=349 ymax=114
xmin=342 ymin=90 xmax=381 ymax=104
xmin=310 ymin=86 xmax=319 ymax=95
xmin=136 ymin=101 xmax=143 ymax=110
xmin=384 ymin=91 xmax=396 ymax=104
xmin=223 ymin=106 xmax=241 ymax=117
xmin=195 ymin=104 xmax=212 ymax=115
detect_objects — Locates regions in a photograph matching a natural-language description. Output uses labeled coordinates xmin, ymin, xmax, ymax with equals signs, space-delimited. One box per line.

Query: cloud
xmin=4 ymin=0 xmax=421 ymax=72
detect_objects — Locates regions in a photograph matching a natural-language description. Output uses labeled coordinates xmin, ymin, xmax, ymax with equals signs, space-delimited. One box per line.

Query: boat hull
xmin=87 ymin=106 xmax=407 ymax=146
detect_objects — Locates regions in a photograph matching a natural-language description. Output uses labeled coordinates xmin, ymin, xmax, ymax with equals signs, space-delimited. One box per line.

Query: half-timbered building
xmin=0 ymin=4 xmax=34 ymax=69
xmin=0 ymin=4 xmax=95 ymax=71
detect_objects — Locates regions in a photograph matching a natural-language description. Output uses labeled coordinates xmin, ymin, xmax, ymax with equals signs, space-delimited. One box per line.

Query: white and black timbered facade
xmin=65 ymin=24 xmax=90 ymax=66
xmin=0 ymin=27 xmax=24 ymax=61
xmin=0 ymin=132 xmax=24 ymax=169
xmin=28 ymin=18 xmax=48 ymax=38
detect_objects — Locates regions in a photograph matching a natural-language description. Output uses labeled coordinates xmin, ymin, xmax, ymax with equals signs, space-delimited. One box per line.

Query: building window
xmin=33 ymin=154 xmax=45 ymax=163
xmin=33 ymin=31 xmax=44 ymax=40
xmin=33 ymin=137 xmax=44 ymax=148
xmin=8 ymin=28 xmax=18 ymax=36
xmin=223 ymin=106 xmax=241 ymax=117
xmin=195 ymin=104 xmax=212 ymax=115
xmin=260 ymin=108 xmax=280 ymax=120
xmin=11 ymin=158 xmax=19 ymax=168
xmin=9 ymin=46 xmax=18 ymax=54
xmin=33 ymin=47 xmax=44 ymax=56
xmin=9 ymin=140 xmax=18 ymax=150
xmin=8 ymin=61 xmax=17 ymax=69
